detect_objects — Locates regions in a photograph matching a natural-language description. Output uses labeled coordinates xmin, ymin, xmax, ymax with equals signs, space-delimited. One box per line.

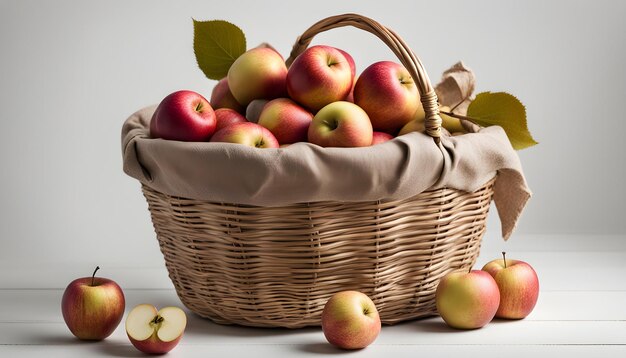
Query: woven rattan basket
xmin=140 ymin=14 xmax=496 ymax=328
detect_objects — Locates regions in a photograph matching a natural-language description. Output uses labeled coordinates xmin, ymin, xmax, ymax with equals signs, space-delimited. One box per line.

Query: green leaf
xmin=193 ymin=19 xmax=246 ymax=80
xmin=466 ymin=92 xmax=538 ymax=150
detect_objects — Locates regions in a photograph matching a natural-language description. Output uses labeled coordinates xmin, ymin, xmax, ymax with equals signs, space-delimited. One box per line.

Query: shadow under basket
xmin=140 ymin=176 xmax=496 ymax=328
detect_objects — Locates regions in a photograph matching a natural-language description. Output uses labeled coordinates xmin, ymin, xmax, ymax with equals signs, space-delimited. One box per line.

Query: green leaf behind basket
xmin=193 ymin=19 xmax=246 ymax=80
xmin=466 ymin=92 xmax=538 ymax=150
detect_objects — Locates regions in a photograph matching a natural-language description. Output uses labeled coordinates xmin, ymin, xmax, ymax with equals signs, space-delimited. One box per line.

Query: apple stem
xmin=91 ymin=266 xmax=100 ymax=286
xmin=152 ymin=315 xmax=164 ymax=325
xmin=440 ymin=110 xmax=481 ymax=125
xmin=468 ymin=266 xmax=472 ymax=274
xmin=502 ymin=252 xmax=507 ymax=268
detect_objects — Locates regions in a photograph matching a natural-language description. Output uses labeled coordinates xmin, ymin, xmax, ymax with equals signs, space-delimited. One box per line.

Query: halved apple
xmin=125 ymin=304 xmax=187 ymax=354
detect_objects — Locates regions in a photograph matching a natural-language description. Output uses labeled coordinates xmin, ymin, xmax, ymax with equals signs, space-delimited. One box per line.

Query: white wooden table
xmin=2 ymin=235 xmax=625 ymax=357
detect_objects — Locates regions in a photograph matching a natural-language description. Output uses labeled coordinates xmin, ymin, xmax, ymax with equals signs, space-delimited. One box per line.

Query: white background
xmin=1 ymin=0 xmax=625 ymax=287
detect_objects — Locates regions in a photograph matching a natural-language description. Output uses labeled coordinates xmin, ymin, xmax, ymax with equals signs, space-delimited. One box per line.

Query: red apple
xmin=214 ymin=108 xmax=247 ymax=133
xmin=61 ymin=266 xmax=125 ymax=340
xmin=482 ymin=252 xmax=540 ymax=319
xmin=227 ymin=47 xmax=288 ymax=105
xmin=354 ymin=61 xmax=422 ymax=134
xmin=337 ymin=48 xmax=355 ymax=79
xmin=322 ymin=291 xmax=381 ymax=350
xmin=308 ymin=101 xmax=373 ymax=148
xmin=150 ymin=90 xmax=216 ymax=141
xmin=210 ymin=78 xmax=245 ymax=113
xmin=258 ymin=98 xmax=313 ymax=144
xmin=435 ymin=270 xmax=500 ymax=329
xmin=126 ymin=304 xmax=187 ymax=355
xmin=371 ymin=131 xmax=393 ymax=145
xmin=210 ymin=122 xmax=279 ymax=148
xmin=286 ymin=45 xmax=353 ymax=111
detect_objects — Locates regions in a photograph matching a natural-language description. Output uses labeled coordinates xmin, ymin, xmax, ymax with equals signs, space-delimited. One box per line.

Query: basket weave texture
xmin=139 ymin=14 xmax=498 ymax=328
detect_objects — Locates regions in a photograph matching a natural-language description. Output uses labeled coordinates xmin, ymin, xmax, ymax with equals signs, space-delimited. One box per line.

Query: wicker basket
xmin=140 ymin=14 xmax=496 ymax=328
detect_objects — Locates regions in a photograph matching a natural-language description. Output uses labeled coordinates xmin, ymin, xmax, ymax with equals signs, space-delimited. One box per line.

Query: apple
xmin=308 ymin=101 xmax=373 ymax=147
xmin=371 ymin=131 xmax=393 ymax=145
xmin=150 ymin=90 xmax=216 ymax=141
xmin=126 ymin=304 xmax=187 ymax=355
xmin=286 ymin=45 xmax=353 ymax=111
xmin=214 ymin=108 xmax=247 ymax=133
xmin=482 ymin=252 xmax=540 ymax=319
xmin=436 ymin=269 xmax=500 ymax=329
xmin=321 ymin=291 xmax=381 ymax=350
xmin=227 ymin=47 xmax=288 ymax=105
xmin=354 ymin=61 xmax=422 ymax=134
xmin=258 ymin=98 xmax=313 ymax=144
xmin=245 ymin=99 xmax=269 ymax=123
xmin=61 ymin=266 xmax=125 ymax=340
xmin=337 ymin=48 xmax=356 ymax=79
xmin=439 ymin=105 xmax=465 ymax=134
xmin=398 ymin=118 xmax=425 ymax=136
xmin=210 ymin=122 xmax=279 ymax=148
xmin=210 ymin=78 xmax=245 ymax=113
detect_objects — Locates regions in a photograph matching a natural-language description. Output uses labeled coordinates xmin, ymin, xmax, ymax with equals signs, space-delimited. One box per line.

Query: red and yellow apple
xmin=61 ymin=266 xmax=125 ymax=340
xmin=210 ymin=122 xmax=279 ymax=148
xmin=210 ymin=78 xmax=245 ymax=113
xmin=150 ymin=90 xmax=216 ymax=141
xmin=126 ymin=304 xmax=187 ymax=355
xmin=321 ymin=291 xmax=381 ymax=350
xmin=482 ymin=252 xmax=539 ymax=319
xmin=307 ymin=101 xmax=373 ymax=147
xmin=371 ymin=131 xmax=393 ymax=145
xmin=435 ymin=270 xmax=500 ymax=329
xmin=354 ymin=61 xmax=422 ymax=134
xmin=258 ymin=98 xmax=313 ymax=144
xmin=287 ymin=45 xmax=353 ymax=111
xmin=214 ymin=108 xmax=247 ymax=133
xmin=227 ymin=47 xmax=288 ymax=105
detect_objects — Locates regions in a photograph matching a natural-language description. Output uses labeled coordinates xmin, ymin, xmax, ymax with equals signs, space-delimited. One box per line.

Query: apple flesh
xmin=321 ymin=291 xmax=381 ymax=350
xmin=227 ymin=47 xmax=288 ymax=105
xmin=482 ymin=252 xmax=539 ymax=319
xmin=436 ymin=270 xmax=500 ymax=329
xmin=371 ymin=131 xmax=393 ymax=145
xmin=61 ymin=267 xmax=125 ymax=340
xmin=150 ymin=90 xmax=216 ymax=141
xmin=210 ymin=78 xmax=245 ymax=113
xmin=126 ymin=304 xmax=187 ymax=355
xmin=214 ymin=108 xmax=247 ymax=133
xmin=308 ymin=101 xmax=373 ymax=148
xmin=210 ymin=122 xmax=279 ymax=148
xmin=354 ymin=61 xmax=422 ymax=134
xmin=287 ymin=45 xmax=354 ymax=111
xmin=258 ymin=98 xmax=313 ymax=144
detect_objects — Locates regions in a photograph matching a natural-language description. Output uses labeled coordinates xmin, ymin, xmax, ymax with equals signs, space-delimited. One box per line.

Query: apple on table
xmin=322 ymin=291 xmax=381 ymax=350
xmin=126 ymin=304 xmax=187 ymax=355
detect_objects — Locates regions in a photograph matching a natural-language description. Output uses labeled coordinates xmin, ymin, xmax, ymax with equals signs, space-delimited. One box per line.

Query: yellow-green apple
xmin=436 ymin=270 xmax=500 ymax=329
xmin=258 ymin=98 xmax=313 ymax=144
xmin=308 ymin=101 xmax=373 ymax=147
xmin=150 ymin=90 xmax=216 ymax=141
xmin=482 ymin=252 xmax=539 ymax=319
xmin=398 ymin=117 xmax=425 ymax=136
xmin=210 ymin=122 xmax=279 ymax=148
xmin=321 ymin=291 xmax=381 ymax=350
xmin=214 ymin=108 xmax=247 ymax=133
xmin=227 ymin=47 xmax=288 ymax=105
xmin=286 ymin=45 xmax=354 ymax=111
xmin=126 ymin=304 xmax=187 ymax=355
xmin=245 ymin=99 xmax=269 ymax=123
xmin=439 ymin=105 xmax=465 ymax=134
xmin=210 ymin=78 xmax=245 ymax=113
xmin=61 ymin=266 xmax=125 ymax=340
xmin=354 ymin=61 xmax=422 ymax=134
xmin=371 ymin=131 xmax=393 ymax=145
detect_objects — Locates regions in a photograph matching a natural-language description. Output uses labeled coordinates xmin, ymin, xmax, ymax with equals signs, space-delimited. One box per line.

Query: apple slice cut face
xmin=157 ymin=307 xmax=187 ymax=342
xmin=126 ymin=304 xmax=158 ymax=341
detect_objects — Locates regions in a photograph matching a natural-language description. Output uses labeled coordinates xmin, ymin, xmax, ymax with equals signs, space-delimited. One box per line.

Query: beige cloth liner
xmin=122 ymin=106 xmax=530 ymax=240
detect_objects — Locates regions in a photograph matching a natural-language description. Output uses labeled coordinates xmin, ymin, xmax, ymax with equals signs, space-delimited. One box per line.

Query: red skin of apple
xmin=210 ymin=78 xmax=245 ymax=114
xmin=321 ymin=291 xmax=381 ymax=350
xmin=214 ymin=108 xmax=247 ymax=133
xmin=371 ymin=131 xmax=394 ymax=145
xmin=61 ymin=277 xmax=125 ymax=340
xmin=354 ymin=61 xmax=420 ymax=134
xmin=287 ymin=45 xmax=353 ymax=111
xmin=227 ymin=47 xmax=288 ymax=105
xmin=435 ymin=270 xmax=500 ymax=329
xmin=482 ymin=257 xmax=540 ymax=319
xmin=128 ymin=331 xmax=182 ymax=355
xmin=150 ymin=90 xmax=216 ymax=141
xmin=308 ymin=101 xmax=373 ymax=148
xmin=336 ymin=48 xmax=356 ymax=79
xmin=258 ymin=98 xmax=313 ymax=144
xmin=210 ymin=122 xmax=279 ymax=148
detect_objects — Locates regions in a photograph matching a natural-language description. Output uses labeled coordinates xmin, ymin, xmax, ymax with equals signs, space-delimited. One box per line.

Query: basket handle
xmin=286 ymin=13 xmax=442 ymax=143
